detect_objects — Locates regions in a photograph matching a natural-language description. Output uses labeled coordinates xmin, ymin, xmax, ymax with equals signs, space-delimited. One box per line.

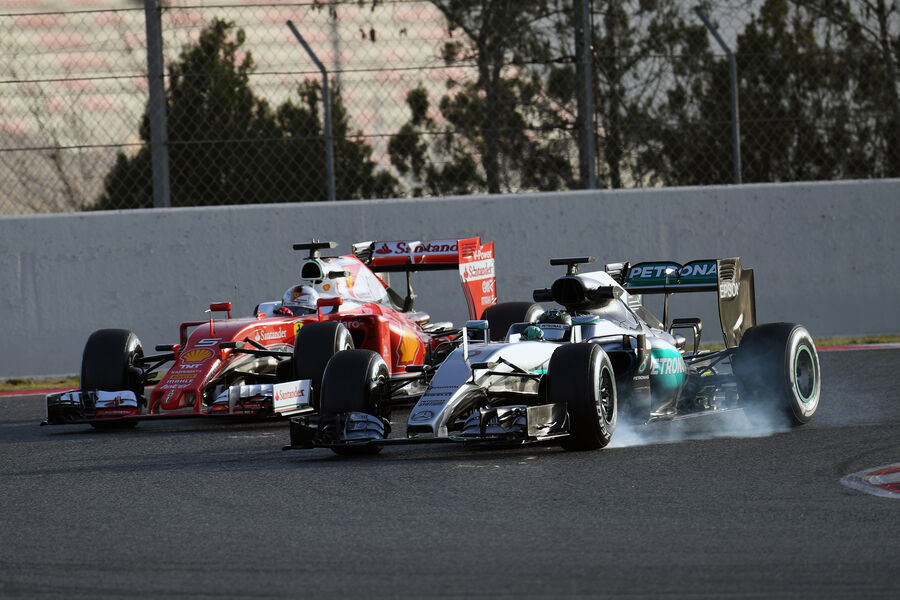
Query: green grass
xmin=0 ymin=376 xmax=78 ymax=392
xmin=2 ymin=334 xmax=897 ymax=392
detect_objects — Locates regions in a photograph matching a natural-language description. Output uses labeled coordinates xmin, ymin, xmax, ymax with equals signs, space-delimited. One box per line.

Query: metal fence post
xmin=574 ymin=0 xmax=597 ymax=189
xmin=695 ymin=6 xmax=741 ymax=185
xmin=144 ymin=0 xmax=171 ymax=208
xmin=287 ymin=20 xmax=336 ymax=203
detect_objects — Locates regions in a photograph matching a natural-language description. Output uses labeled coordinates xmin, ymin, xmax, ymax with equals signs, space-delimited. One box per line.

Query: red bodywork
xmin=147 ymin=302 xmax=441 ymax=415
xmin=95 ymin=237 xmax=496 ymax=421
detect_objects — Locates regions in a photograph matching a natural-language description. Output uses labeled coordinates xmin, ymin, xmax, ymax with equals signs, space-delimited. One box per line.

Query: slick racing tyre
xmin=319 ymin=349 xmax=389 ymax=456
xmin=80 ymin=329 xmax=144 ymax=430
xmin=733 ymin=323 xmax=821 ymax=426
xmin=549 ymin=344 xmax=617 ymax=451
xmin=292 ymin=321 xmax=354 ymax=409
xmin=481 ymin=302 xmax=544 ymax=342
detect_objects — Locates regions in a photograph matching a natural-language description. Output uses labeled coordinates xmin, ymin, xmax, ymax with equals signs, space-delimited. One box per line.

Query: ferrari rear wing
xmin=352 ymin=237 xmax=497 ymax=320
xmin=614 ymin=258 xmax=756 ymax=347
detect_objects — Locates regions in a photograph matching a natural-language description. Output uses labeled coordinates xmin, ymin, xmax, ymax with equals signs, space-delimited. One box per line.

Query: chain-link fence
xmin=0 ymin=0 xmax=896 ymax=214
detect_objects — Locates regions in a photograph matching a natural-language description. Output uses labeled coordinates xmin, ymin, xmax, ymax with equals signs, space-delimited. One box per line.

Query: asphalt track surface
xmin=1 ymin=350 xmax=898 ymax=599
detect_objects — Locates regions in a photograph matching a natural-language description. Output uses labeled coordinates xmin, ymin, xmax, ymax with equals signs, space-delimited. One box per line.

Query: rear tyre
xmin=80 ymin=329 xmax=144 ymax=430
xmin=292 ymin=322 xmax=354 ymax=409
xmin=481 ymin=302 xmax=544 ymax=342
xmin=733 ymin=323 xmax=820 ymax=426
xmin=320 ymin=349 xmax=389 ymax=456
xmin=549 ymin=344 xmax=617 ymax=451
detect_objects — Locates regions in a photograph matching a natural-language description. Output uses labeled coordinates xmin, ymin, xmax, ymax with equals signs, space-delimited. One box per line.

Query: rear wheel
xmin=733 ymin=323 xmax=821 ymax=426
xmin=481 ymin=302 xmax=544 ymax=342
xmin=292 ymin=322 xmax=354 ymax=409
xmin=80 ymin=329 xmax=144 ymax=430
xmin=549 ymin=344 xmax=617 ymax=451
xmin=320 ymin=349 xmax=389 ymax=456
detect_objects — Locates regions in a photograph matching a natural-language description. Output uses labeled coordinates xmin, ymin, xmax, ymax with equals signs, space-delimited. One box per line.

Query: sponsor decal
xmin=481 ymin=279 xmax=495 ymax=294
xmin=627 ymin=261 xmax=718 ymax=286
xmin=376 ymin=240 xmax=459 ymax=256
xmin=651 ymin=356 xmax=686 ymax=376
xmin=416 ymin=386 xmax=455 ymax=407
xmin=410 ymin=410 xmax=434 ymax=421
xmin=160 ymin=382 xmax=192 ymax=390
xmin=182 ymin=348 xmax=214 ymax=363
xmin=841 ymin=463 xmax=900 ymax=499
xmin=170 ymin=362 xmax=202 ymax=372
xmin=96 ymin=395 xmax=130 ymax=408
xmin=719 ymin=281 xmax=740 ymax=299
xmin=166 ymin=373 xmax=196 ymax=381
xmin=254 ymin=330 xmax=288 ymax=342
xmin=463 ymin=247 xmax=493 ymax=262
xmin=629 ymin=264 xmax=678 ymax=280
xmin=460 ymin=259 xmax=495 ymax=281
xmin=273 ymin=380 xmax=310 ymax=413
xmin=650 ymin=348 xmax=686 ymax=389
xmin=678 ymin=262 xmax=717 ymax=278
xmin=396 ymin=329 xmax=421 ymax=364
xmin=417 ymin=397 xmax=450 ymax=407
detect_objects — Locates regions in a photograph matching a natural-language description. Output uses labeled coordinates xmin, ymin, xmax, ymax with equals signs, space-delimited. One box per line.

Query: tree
xmin=588 ymin=0 xmax=713 ymax=188
xmin=388 ymin=0 xmax=575 ymax=196
xmin=93 ymin=18 xmax=397 ymax=210
xmin=652 ymin=0 xmax=881 ymax=185
xmin=792 ymin=0 xmax=900 ymax=177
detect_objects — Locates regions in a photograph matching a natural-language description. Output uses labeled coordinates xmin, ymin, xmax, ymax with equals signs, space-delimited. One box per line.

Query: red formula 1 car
xmin=43 ymin=237 xmax=496 ymax=429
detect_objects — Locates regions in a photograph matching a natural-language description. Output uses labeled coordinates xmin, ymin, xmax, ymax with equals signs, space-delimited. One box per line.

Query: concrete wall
xmin=2 ymin=179 xmax=897 ymax=379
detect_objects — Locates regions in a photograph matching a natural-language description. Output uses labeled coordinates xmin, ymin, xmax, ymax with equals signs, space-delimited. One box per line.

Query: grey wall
xmin=2 ymin=179 xmax=897 ymax=379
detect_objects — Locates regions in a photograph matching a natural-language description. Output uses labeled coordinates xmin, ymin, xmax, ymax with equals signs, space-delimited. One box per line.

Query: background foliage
xmin=0 ymin=0 xmax=896 ymax=213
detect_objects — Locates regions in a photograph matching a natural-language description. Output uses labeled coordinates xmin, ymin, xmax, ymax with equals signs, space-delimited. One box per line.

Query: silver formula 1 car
xmin=284 ymin=256 xmax=821 ymax=455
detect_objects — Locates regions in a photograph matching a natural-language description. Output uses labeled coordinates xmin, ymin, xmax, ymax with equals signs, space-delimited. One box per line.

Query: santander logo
xmin=375 ymin=240 xmax=458 ymax=256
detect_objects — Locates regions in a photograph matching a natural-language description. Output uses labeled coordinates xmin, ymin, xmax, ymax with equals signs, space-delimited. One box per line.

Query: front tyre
xmin=292 ymin=321 xmax=354 ymax=409
xmin=733 ymin=323 xmax=821 ymax=426
xmin=81 ymin=329 xmax=144 ymax=430
xmin=549 ymin=344 xmax=617 ymax=451
xmin=319 ymin=350 xmax=389 ymax=456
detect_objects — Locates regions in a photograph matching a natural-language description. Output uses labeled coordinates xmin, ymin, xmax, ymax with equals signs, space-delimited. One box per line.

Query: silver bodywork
xmin=287 ymin=256 xmax=811 ymax=452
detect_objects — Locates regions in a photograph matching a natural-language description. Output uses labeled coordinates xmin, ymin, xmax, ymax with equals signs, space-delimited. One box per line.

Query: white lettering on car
xmin=719 ymin=281 xmax=740 ymax=299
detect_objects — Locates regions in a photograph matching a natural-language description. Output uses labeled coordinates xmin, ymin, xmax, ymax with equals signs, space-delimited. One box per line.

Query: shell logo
xmin=397 ymin=330 xmax=420 ymax=364
xmin=182 ymin=348 xmax=214 ymax=363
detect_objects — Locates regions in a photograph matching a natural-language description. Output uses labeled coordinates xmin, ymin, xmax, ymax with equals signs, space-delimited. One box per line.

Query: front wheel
xmin=319 ymin=349 xmax=389 ymax=456
xmin=81 ymin=329 xmax=144 ymax=430
xmin=292 ymin=321 xmax=354 ymax=409
xmin=733 ymin=323 xmax=821 ymax=426
xmin=549 ymin=344 xmax=617 ymax=451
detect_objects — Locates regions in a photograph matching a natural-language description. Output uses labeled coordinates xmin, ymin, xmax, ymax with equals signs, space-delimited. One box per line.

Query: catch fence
xmin=0 ymin=0 xmax=894 ymax=213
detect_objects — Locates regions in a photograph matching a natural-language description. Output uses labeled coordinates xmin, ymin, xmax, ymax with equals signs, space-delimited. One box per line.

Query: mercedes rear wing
xmin=614 ymin=258 xmax=756 ymax=347
xmin=352 ymin=237 xmax=497 ymax=320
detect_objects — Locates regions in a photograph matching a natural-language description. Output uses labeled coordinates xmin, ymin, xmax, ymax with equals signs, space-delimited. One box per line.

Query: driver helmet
xmin=536 ymin=309 xmax=572 ymax=327
xmin=535 ymin=309 xmax=572 ymax=340
xmin=282 ymin=285 xmax=320 ymax=312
